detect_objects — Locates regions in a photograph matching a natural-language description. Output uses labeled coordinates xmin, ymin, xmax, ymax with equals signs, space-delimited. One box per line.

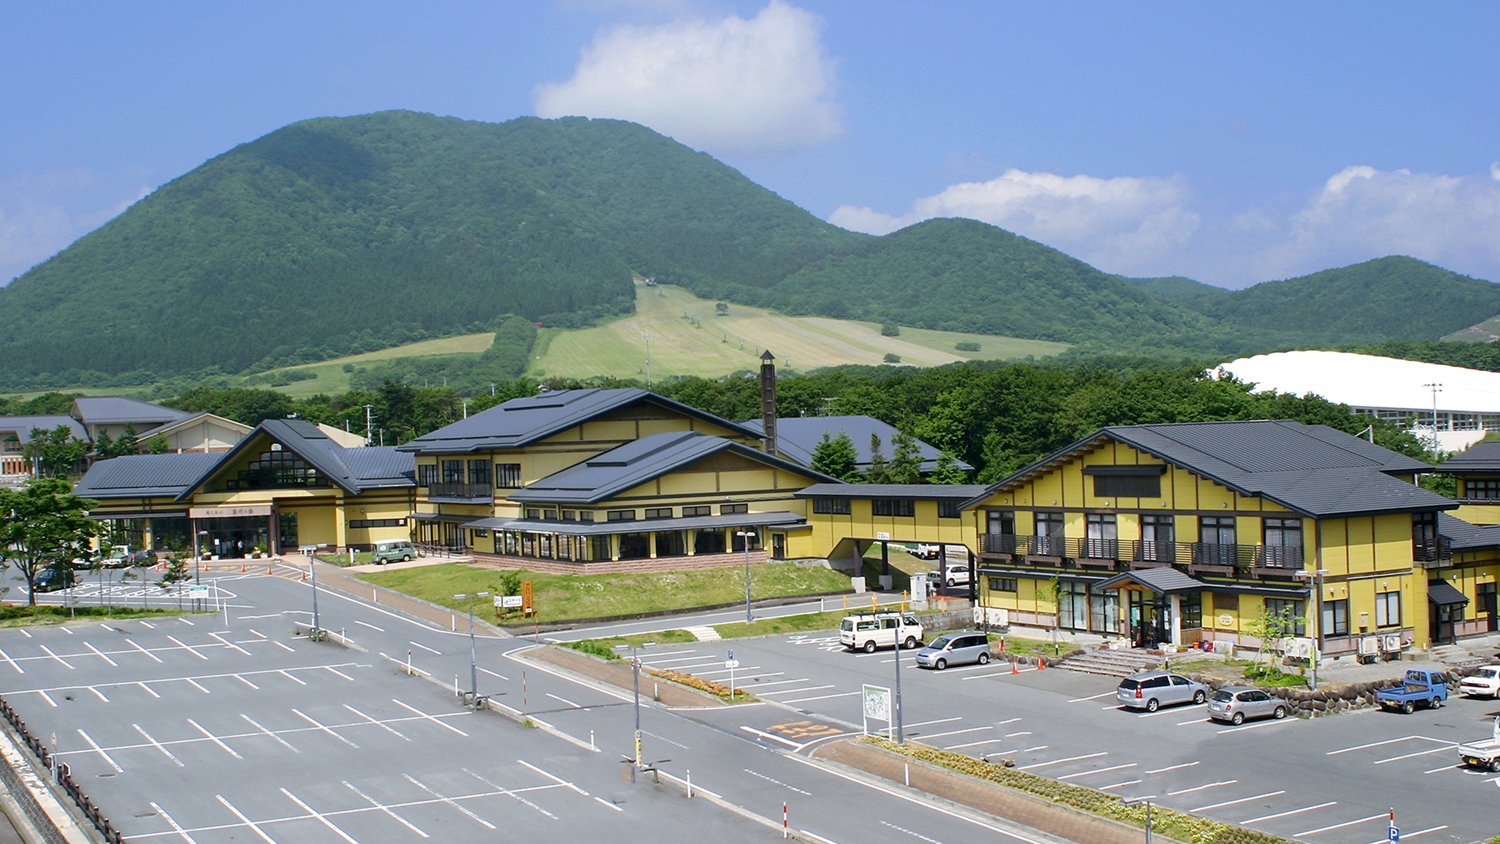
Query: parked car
xmin=32 ymin=564 xmax=75 ymax=593
xmin=915 ymin=632 xmax=991 ymax=670
xmin=1458 ymin=665 xmax=1500 ymax=699
xmin=839 ymin=612 xmax=924 ymax=652
xmin=1457 ymin=716 xmax=1500 ymax=772
xmin=942 ymin=564 xmax=971 ymax=587
xmin=371 ymin=540 xmax=418 ymax=565
xmin=102 ymin=545 xmax=154 ymax=568
xmin=1116 ymin=671 xmax=1208 ymax=712
xmin=1207 ymin=686 xmax=1288 ymax=724
xmin=906 ymin=543 xmax=943 ymax=560
xmin=1375 ymin=668 xmax=1449 ymax=713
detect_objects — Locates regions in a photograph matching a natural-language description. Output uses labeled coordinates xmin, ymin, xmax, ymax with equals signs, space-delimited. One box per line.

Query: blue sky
xmin=2 ymin=1 xmax=1496 ymax=288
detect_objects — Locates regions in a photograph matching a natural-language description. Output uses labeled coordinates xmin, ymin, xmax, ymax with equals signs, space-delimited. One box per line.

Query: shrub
xmin=881 ymin=322 xmax=900 ymax=336
xmin=883 ymin=353 xmax=901 ymax=364
xmin=955 ymin=341 xmax=980 ymax=352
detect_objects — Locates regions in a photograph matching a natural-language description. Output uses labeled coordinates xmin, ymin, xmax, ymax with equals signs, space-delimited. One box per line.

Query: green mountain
xmin=1 ymin=110 xmax=1497 ymax=390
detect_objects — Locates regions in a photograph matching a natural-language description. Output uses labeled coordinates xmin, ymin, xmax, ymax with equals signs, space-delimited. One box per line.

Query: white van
xmin=840 ymin=612 xmax=924 ymax=653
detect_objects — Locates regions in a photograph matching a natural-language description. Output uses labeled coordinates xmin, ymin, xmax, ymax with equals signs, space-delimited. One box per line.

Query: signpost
xmin=725 ymin=649 xmax=740 ymax=700
xmin=861 ymin=684 xmax=893 ymax=739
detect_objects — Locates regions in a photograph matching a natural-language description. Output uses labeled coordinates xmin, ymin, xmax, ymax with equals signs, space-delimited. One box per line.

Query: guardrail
xmin=0 ymin=693 xmax=124 ymax=843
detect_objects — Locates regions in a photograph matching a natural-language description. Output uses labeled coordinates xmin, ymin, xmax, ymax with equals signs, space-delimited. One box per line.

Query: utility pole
xmin=1422 ymin=383 xmax=1442 ymax=453
xmin=364 ymin=405 xmax=375 ymax=446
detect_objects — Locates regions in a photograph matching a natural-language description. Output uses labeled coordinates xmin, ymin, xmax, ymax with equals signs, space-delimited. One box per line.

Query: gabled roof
xmin=1439 ymin=512 xmax=1500 ymax=551
xmin=509 ymin=431 xmax=837 ymax=505
xmin=966 ymin=420 xmax=1453 ymax=519
xmin=176 ymin=419 xmax=413 ymax=499
xmin=742 ymin=415 xmax=972 ymax=473
xmin=75 ymin=452 xmax=223 ymax=499
xmin=397 ymin=388 xmax=762 ymax=454
xmin=1434 ymin=441 xmax=1500 ymax=475
xmin=795 ymin=483 xmax=988 ymax=500
xmin=71 ymin=397 xmax=194 ymax=428
xmin=1096 ymin=568 xmax=1210 ymax=595
xmin=142 ymin=412 xmax=253 ymax=439
xmin=0 ymin=415 xmax=87 ymax=444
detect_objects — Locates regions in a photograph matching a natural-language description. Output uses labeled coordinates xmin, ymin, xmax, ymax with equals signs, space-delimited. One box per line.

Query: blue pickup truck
xmin=1375 ymin=668 xmax=1449 ymax=713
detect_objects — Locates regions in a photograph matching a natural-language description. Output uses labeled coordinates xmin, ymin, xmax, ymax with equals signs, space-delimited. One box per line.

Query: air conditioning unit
xmin=1358 ymin=637 xmax=1380 ymax=656
xmin=1382 ymin=634 xmax=1403 ymax=652
xmin=972 ymin=606 xmax=985 ymax=626
xmin=986 ymin=607 xmax=1010 ymax=627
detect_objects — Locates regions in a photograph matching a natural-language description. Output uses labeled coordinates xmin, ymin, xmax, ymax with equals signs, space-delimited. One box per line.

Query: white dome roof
xmin=1216 ymin=350 xmax=1500 ymax=414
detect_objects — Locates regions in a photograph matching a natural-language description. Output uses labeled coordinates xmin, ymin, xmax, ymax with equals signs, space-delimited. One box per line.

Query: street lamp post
xmin=894 ymin=620 xmax=905 ymax=744
xmin=299 ymin=544 xmax=326 ymax=635
xmin=736 ymin=530 xmax=756 ymax=623
xmin=1296 ymin=567 xmax=1330 ymax=688
xmin=195 ymin=531 xmax=207 ymax=611
xmin=1123 ymin=797 xmax=1154 ymax=844
xmin=613 ymin=642 xmax=656 ymax=769
xmin=453 ymin=591 xmax=489 ymax=706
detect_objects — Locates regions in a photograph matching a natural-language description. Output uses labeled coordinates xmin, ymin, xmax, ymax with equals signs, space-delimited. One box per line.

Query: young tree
xmin=1244 ymin=604 xmax=1297 ymax=677
xmin=928 ymin=451 xmax=969 ymax=484
xmin=157 ymin=556 xmax=192 ymax=610
xmin=887 ymin=431 xmax=923 ymax=484
xmin=866 ymin=433 xmax=889 ymax=484
xmin=1036 ymin=575 xmax=1063 ymax=655
xmin=115 ymin=423 xmax=140 ymax=456
xmin=146 ymin=433 xmax=171 ymax=454
xmin=94 ymin=430 xmax=116 ymax=460
xmin=0 ymin=479 xmax=99 ymax=605
xmin=809 ymin=432 xmax=860 ymax=481
xmin=23 ymin=425 xmax=89 ymax=478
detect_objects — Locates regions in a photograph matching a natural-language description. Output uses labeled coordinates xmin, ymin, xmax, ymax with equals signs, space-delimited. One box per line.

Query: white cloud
xmin=534 ymin=1 xmax=841 ymax=155
xmin=0 ymin=170 xmax=151 ymax=286
xmin=830 ymin=169 xmax=1200 ymax=273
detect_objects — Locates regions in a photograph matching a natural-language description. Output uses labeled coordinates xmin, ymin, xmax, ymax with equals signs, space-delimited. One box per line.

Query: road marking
xmin=280 ymin=788 xmax=360 ymax=843
xmin=465 ymin=767 xmax=558 ymax=818
xmin=921 ymin=726 xmax=992 ymax=740
xmin=234 ymin=674 xmax=260 ymax=690
xmin=39 ymin=645 xmax=74 ymax=669
xmin=1422 ymin=764 xmax=1456 ymax=774
xmin=216 ymin=795 xmax=278 ymax=843
xmin=137 ymin=682 xmax=160 ymax=699
xmin=17 ymin=629 xmax=29 ymax=637
xmin=392 ymin=698 xmax=469 ymax=736
xmin=741 ymin=725 xmax=803 ymax=749
xmin=594 ymin=796 xmax=623 ymax=811
xmin=995 ymin=717 xmax=1022 ymax=725
xmin=546 ymin=692 xmax=581 ymax=708
xmin=1177 ymin=717 xmax=1208 ymax=726
xmin=408 ymin=641 xmax=441 ymax=655
xmin=293 ymin=708 xmax=358 ymax=747
xmin=1241 ymin=801 xmax=1337 ymax=824
xmin=354 ymin=620 xmax=385 ymax=632
xmin=0 ymin=649 xmax=22 ymax=674
xmin=1167 ymin=780 xmax=1235 ymax=795
xmin=210 ymin=631 xmax=251 ymax=655
xmin=1326 ymin=735 xmax=1434 ymax=755
xmin=127 ymin=640 xmax=164 ymax=663
xmin=1068 ymin=691 xmax=1116 ymax=702
xmin=1005 ymin=731 xmax=1032 ymax=738
xmin=962 ymin=667 xmax=1035 ymax=680
xmin=744 ymin=768 xmax=812 ymax=795
xmin=1022 ymin=745 xmax=1048 ymax=752
xmin=77 ymin=729 xmax=123 ymax=772
xmin=186 ymin=679 xmax=211 ymax=694
xmin=1295 ymin=812 xmax=1387 ymax=837
xmin=345 ymin=780 xmax=428 ymax=838
xmin=905 ymin=717 xmax=962 ymax=729
xmin=782 ymin=691 xmax=859 ymax=704
xmin=179 ymin=618 xmax=194 ymax=626
xmin=478 ymin=667 xmax=509 ymax=681
xmin=338 ymin=705 xmax=410 ymax=742
xmin=1215 ymin=720 xmax=1290 ymax=734
xmin=248 ymin=628 xmax=267 ymax=638
xmin=167 ymin=635 xmax=208 ymax=660
xmin=727 ymin=677 xmax=799 ymax=688
xmin=149 ymin=801 xmax=199 ymax=843
xmin=36 ymin=691 xmax=55 ymax=707
xmin=948 ymin=738 xmax=1006 ymax=750
xmin=1192 ymin=790 xmax=1285 ymax=812
xmin=240 ymin=713 xmax=299 ymax=753
xmin=1019 ymin=752 xmax=1106 ymax=771
xmin=324 ymin=666 xmax=355 ymax=682
xmin=274 ymin=641 xmax=295 ymax=653
xmin=86 ymin=686 xmax=108 ymax=702
xmin=59 ymin=626 xmax=73 ymax=635
xmin=133 ymin=724 xmax=183 ymax=767
xmin=279 ymin=670 xmax=308 ymax=686
xmin=83 ymin=642 xmax=118 ymax=666
xmin=1058 ymin=763 xmax=1137 ymax=780
xmin=1100 ymin=780 xmax=1143 ymax=790
xmin=1383 ymin=825 xmax=1448 ymax=841
xmin=1374 ymin=744 xmax=1457 ymax=764
xmin=403 ymin=774 xmax=495 ymax=829
xmin=188 ymin=718 xmax=242 ymax=759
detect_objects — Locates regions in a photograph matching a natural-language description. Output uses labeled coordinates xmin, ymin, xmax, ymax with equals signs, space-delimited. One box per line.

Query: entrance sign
xmin=190 ymin=506 xmax=273 ymax=518
xmin=862 ymin=684 xmax=893 ymax=739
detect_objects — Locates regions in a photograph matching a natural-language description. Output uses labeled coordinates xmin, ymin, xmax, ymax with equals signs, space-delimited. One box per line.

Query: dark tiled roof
xmin=397 ymin=388 xmax=762 ymax=454
xmin=176 ymin=419 xmax=413 ymax=499
xmin=969 ymin=420 xmax=1453 ymax=519
xmin=0 ymin=415 xmax=87 ymax=444
xmin=742 ymin=416 xmax=972 ymax=473
xmin=72 ymin=397 xmax=194 ymax=428
xmin=1439 ymin=512 xmax=1500 ymax=550
xmin=1096 ymin=568 xmax=1210 ymax=595
xmin=1428 ymin=580 xmax=1470 ymax=606
xmin=465 ymin=510 xmax=809 ymax=536
xmin=509 ymin=431 xmax=835 ymax=505
xmin=75 ymin=453 xmax=223 ymax=499
xmin=795 ymin=483 xmax=987 ymax=500
xmin=1435 ymin=441 xmax=1500 ymax=474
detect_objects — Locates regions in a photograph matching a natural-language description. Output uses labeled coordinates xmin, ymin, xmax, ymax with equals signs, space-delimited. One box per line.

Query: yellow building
xmin=961 ymin=420 xmax=1471 ymax=653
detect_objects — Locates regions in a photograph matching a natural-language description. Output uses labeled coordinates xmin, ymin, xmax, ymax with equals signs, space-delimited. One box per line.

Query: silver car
xmin=1208 ymin=686 xmax=1288 ymax=724
xmin=915 ymin=632 xmax=991 ymax=670
xmin=1116 ymin=671 xmax=1208 ymax=711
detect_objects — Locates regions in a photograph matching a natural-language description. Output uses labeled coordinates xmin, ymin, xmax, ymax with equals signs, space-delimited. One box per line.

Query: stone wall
xmin=1182 ymin=666 xmax=1484 ymax=716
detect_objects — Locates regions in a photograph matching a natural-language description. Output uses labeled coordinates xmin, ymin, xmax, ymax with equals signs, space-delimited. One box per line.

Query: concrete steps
xmin=683 ymin=625 xmax=721 ymax=642
xmin=1057 ymin=648 xmax=1165 ymax=678
xmin=1430 ymin=644 xmax=1486 ymax=668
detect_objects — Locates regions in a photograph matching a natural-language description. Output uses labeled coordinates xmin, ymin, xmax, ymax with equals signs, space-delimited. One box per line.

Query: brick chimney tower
xmin=760 ymin=350 xmax=777 ymax=456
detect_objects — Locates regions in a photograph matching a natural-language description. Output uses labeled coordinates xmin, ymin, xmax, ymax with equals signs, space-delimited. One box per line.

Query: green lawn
xmin=357 ymin=562 xmax=853 ymax=622
xmin=0 ymin=605 xmax=202 ymax=627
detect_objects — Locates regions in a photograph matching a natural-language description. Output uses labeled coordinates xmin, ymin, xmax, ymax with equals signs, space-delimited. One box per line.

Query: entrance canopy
xmin=1096 ymin=568 xmax=1209 ymax=595
xmin=1427 ymin=580 xmax=1471 ymax=607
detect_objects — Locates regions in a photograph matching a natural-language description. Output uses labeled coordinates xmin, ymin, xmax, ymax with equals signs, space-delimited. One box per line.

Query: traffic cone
xmin=301 ymin=571 xmax=307 ymax=582
xmin=240 ymin=563 xmax=246 ymax=574
xmin=1010 ymin=660 xmax=1018 ymax=675
xmin=267 ymin=564 xmax=273 ymax=576
xmin=1037 ymin=657 xmax=1045 ymax=671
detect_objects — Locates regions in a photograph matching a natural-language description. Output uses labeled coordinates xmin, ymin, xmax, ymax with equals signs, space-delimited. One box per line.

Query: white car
xmin=942 ymin=564 xmax=971 ymax=587
xmin=1460 ymin=665 xmax=1500 ymax=698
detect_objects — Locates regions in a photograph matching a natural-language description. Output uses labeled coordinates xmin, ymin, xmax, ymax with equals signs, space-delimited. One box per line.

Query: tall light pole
xmin=894 ymin=620 xmax=905 ymax=744
xmin=1296 ymin=567 xmax=1329 ymax=688
xmin=299 ymin=544 xmax=326 ymax=635
xmin=195 ymin=531 xmax=207 ymax=611
xmin=613 ymin=642 xmax=656 ymax=769
xmin=1123 ymin=797 xmax=1154 ymax=844
xmin=1423 ymin=382 xmax=1442 ymax=453
xmin=736 ymin=530 xmax=756 ymax=623
xmin=454 ymin=591 xmax=489 ymax=706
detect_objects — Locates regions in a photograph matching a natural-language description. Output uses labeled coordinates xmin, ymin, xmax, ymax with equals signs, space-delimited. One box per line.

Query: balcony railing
xmin=1413 ymin=537 xmax=1452 ymax=568
xmin=427 ymin=482 xmax=493 ymax=501
xmin=978 ymin=533 xmax=1306 ymax=578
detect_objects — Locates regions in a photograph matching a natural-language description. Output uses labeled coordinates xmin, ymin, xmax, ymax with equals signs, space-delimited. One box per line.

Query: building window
xmin=1140 ymin=514 xmax=1174 ymax=562
xmin=1084 ymin=513 xmax=1118 ymax=558
xmin=937 ymin=500 xmax=961 ymax=519
xmin=1092 ymin=473 xmax=1161 ymax=499
xmin=348 ymin=518 xmax=407 ymax=529
xmin=579 ymin=511 xmax=595 ymax=522
xmin=1265 ymin=598 xmax=1307 ymax=637
xmin=226 ymin=449 xmax=323 ymax=490
xmin=618 ymin=533 xmax=650 ymax=559
xmin=495 ymin=463 xmax=522 ymax=489
xmin=731 ymin=529 xmax=761 ymax=552
xmin=1213 ymin=592 xmax=1239 ymax=611
xmin=607 ymin=509 xmax=636 ymax=522
xmin=442 ymin=459 xmax=464 ymax=484
xmin=1466 ymin=479 xmax=1500 ymax=499
xmin=590 ymin=535 xmax=611 ymax=561
xmin=1033 ymin=511 xmax=1065 ymax=556
xmin=525 ymin=509 xmax=541 ymax=520
xmin=468 ymin=459 xmax=490 ymax=486
xmin=812 ymin=497 xmax=851 ymax=515
xmin=871 ymin=499 xmax=915 ymax=517
xmin=1262 ymin=517 xmax=1302 ymax=568
xmin=417 ymin=464 xmax=437 ymax=487
xmin=645 ymin=507 xmax=673 ymax=520
xmin=1322 ymin=599 xmax=1349 ymax=637
xmin=721 ymin=503 xmax=748 ymax=515
xmin=695 ymin=529 xmax=726 ymax=554
xmin=1180 ymin=594 xmax=1203 ymax=629
xmin=682 ymin=505 xmax=711 ymax=517
xmin=988 ymin=577 xmax=1018 ymax=592
xmin=561 ymin=510 xmax=576 ymax=521
xmin=1375 ymin=591 xmax=1402 ymax=627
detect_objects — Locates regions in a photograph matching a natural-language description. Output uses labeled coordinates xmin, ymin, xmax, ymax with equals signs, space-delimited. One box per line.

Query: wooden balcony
xmin=427 ymin=482 xmax=493 ymax=502
xmin=977 ymin=533 xmax=1306 ymax=580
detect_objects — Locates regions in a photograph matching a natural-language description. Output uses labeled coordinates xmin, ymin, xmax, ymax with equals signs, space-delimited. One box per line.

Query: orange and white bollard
xmin=1011 ymin=660 xmax=1019 ymax=675
xmin=782 ymin=802 xmax=788 ymax=839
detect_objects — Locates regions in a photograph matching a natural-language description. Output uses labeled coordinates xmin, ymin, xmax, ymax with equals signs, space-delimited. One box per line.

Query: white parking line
xmin=782 ymin=691 xmax=860 ymax=704
xmin=274 ymin=641 xmax=295 ymax=653
xmin=188 ymin=718 xmax=242 ymax=759
xmin=478 ymin=667 xmax=509 ymax=681
xmin=86 ymin=686 xmax=108 ymax=702
xmin=354 ymin=620 xmax=385 ymax=632
xmin=1057 ymin=763 xmax=1136 ymax=780
xmin=1382 ymin=825 xmax=1448 ymax=841
xmin=466 ymin=767 xmax=558 ymax=818
xmin=758 ymin=685 xmax=833 ymax=696
xmin=293 ymin=708 xmax=358 ymax=747
xmin=1374 ymin=744 xmax=1457 ymax=764
xmin=948 ymin=738 xmax=1006 ymax=750
xmin=547 ymin=692 xmax=581 ymax=708
xmin=1019 ymin=752 xmax=1106 ymax=771
xmin=83 ymin=642 xmax=118 ymax=666
xmin=77 ymin=729 xmax=123 ymax=772
xmin=1295 ymin=812 xmax=1386 ymax=837
xmin=404 ymin=774 xmax=496 ymax=829
xmin=1167 ymin=780 xmax=1235 ymax=796
xmin=1192 ymin=790 xmax=1284 ymax=812
xmin=216 ymin=794 xmax=277 ymax=843
xmin=1100 ymin=780 xmax=1142 ymax=790
xmin=137 ymin=682 xmax=160 ymax=699
xmin=1421 ymin=763 xmax=1456 ymax=774
xmin=149 ymin=800 xmax=199 ymax=843
xmin=345 ymin=780 xmax=428 ymax=838
xmin=279 ymin=670 xmax=308 ymax=686
xmin=906 ymin=717 xmax=962 ymax=729
xmin=209 ymin=632 xmax=251 ymax=655
xmin=248 ymin=628 xmax=267 ymax=639
xmin=128 ymin=640 xmax=163 ymax=663
xmin=343 ymin=705 xmax=409 ymax=741
xmin=0 ymin=649 xmax=23 ymax=674
xmin=724 ymin=676 xmax=798 ymax=687
xmin=1326 ymin=735 xmax=1436 ymax=755
xmin=36 ymin=691 xmax=55 ymax=707
xmin=1241 ymin=801 xmax=1336 ymax=824
xmin=234 ymin=675 xmax=260 ymax=691
xmin=134 ymin=724 xmax=183 ymax=767
xmin=324 ymin=666 xmax=355 ymax=682
xmin=280 ymin=788 xmax=360 ymax=843
xmin=240 ymin=713 xmax=299 ymax=753
xmin=1215 ymin=720 xmax=1289 ymax=734
xmin=186 ymin=679 xmax=211 ymax=694
xmin=167 ymin=635 xmax=208 ymax=660
xmin=1068 ymin=691 xmax=1115 ymax=702
xmin=1022 ymin=745 xmax=1048 ymax=752
xmin=1005 ymin=731 xmax=1031 ymax=738
xmin=995 ymin=717 xmax=1022 ymax=726
xmin=921 ymin=726 xmax=993 ymax=741
xmin=179 ymin=618 xmax=194 ymax=626
xmin=408 ymin=641 xmax=441 ymax=655
xmin=962 ymin=668 xmax=1036 ymax=680
xmin=392 ymin=698 xmax=469 ymax=736
xmin=39 ymin=645 xmax=74 ymax=669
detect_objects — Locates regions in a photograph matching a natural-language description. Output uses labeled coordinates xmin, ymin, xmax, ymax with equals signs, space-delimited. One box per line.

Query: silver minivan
xmin=1207 ymin=686 xmax=1288 ymax=724
xmin=1115 ymin=671 xmax=1208 ymax=711
xmin=915 ymin=632 xmax=991 ymax=670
